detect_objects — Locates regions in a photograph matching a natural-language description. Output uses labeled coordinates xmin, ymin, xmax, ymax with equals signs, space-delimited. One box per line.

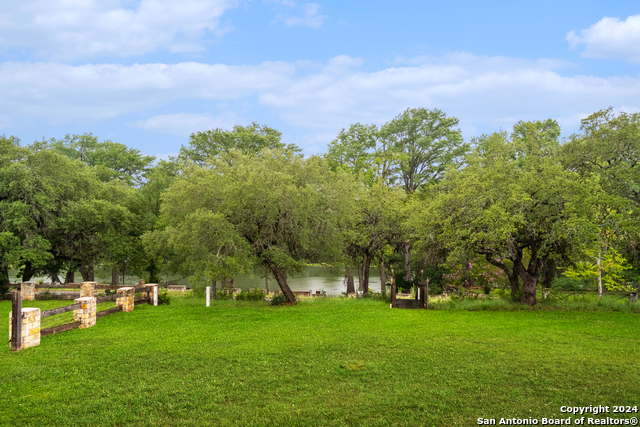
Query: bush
xmin=236 ymin=288 xmax=266 ymax=301
xmin=216 ymin=290 xmax=234 ymax=300
xmin=483 ymin=282 xmax=492 ymax=295
xmin=271 ymin=293 xmax=288 ymax=306
xmin=158 ymin=290 xmax=171 ymax=305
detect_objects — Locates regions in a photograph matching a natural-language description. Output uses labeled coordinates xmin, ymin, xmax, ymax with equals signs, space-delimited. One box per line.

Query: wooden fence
xmin=9 ymin=282 xmax=159 ymax=352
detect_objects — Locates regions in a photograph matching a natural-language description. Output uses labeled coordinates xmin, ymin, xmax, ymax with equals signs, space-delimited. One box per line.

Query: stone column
xmin=80 ymin=281 xmax=97 ymax=298
xmin=73 ymin=297 xmax=96 ymax=328
xmin=9 ymin=307 xmax=40 ymax=350
xmin=117 ymin=287 xmax=134 ymax=312
xmin=21 ymin=281 xmax=36 ymax=301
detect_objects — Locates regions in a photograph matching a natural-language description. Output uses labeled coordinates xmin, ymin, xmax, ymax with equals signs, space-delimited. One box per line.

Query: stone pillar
xmin=117 ymin=287 xmax=134 ymax=312
xmin=21 ymin=281 xmax=36 ymax=301
xmin=10 ymin=307 xmax=40 ymax=350
xmin=80 ymin=281 xmax=97 ymax=298
xmin=73 ymin=297 xmax=96 ymax=328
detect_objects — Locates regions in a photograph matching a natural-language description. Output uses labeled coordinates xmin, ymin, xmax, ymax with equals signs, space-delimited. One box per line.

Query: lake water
xmin=11 ymin=266 xmax=383 ymax=296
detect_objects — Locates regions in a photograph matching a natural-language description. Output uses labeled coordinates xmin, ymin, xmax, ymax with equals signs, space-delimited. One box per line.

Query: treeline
xmin=2 ymin=108 xmax=639 ymax=305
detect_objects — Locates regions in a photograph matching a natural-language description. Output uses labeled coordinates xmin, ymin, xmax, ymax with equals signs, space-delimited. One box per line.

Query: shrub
xmin=216 ymin=290 xmax=234 ymax=300
xmin=483 ymin=282 xmax=492 ymax=295
xmin=236 ymin=288 xmax=266 ymax=301
xmin=158 ymin=290 xmax=171 ymax=305
xmin=41 ymin=291 xmax=53 ymax=300
xmin=271 ymin=293 xmax=288 ymax=306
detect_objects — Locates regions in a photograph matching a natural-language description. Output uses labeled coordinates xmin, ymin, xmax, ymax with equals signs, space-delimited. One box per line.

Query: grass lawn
xmin=1 ymin=297 xmax=638 ymax=426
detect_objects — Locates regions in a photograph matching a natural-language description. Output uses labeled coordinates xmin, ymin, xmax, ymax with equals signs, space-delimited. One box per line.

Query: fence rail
xmin=96 ymin=305 xmax=123 ymax=318
xmin=41 ymin=303 xmax=83 ymax=319
xmin=9 ymin=282 xmax=158 ymax=352
xmin=41 ymin=322 xmax=81 ymax=336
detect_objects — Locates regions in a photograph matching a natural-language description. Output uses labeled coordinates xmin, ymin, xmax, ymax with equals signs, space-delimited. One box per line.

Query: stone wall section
xmin=117 ymin=287 xmax=134 ymax=312
xmin=9 ymin=307 xmax=41 ymax=349
xmin=21 ymin=282 xmax=36 ymax=301
xmin=73 ymin=297 xmax=96 ymax=329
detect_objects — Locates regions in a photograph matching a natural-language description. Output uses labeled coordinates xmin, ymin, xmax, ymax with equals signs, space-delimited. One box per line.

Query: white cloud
xmin=0 ymin=60 xmax=294 ymax=122
xmin=0 ymin=0 xmax=239 ymax=59
xmin=129 ymin=112 xmax=242 ymax=136
xmin=281 ymin=3 xmax=326 ymax=28
xmin=567 ymin=14 xmax=640 ymax=62
xmin=2 ymin=53 xmax=640 ymax=143
xmin=265 ymin=0 xmax=296 ymax=6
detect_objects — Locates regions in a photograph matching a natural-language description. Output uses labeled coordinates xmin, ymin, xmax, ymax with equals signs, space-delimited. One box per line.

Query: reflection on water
xmin=11 ymin=266 xmax=382 ymax=296
xmin=231 ymin=266 xmax=381 ymax=295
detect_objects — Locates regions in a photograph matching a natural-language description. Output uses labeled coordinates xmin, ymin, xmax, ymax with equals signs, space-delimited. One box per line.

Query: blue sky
xmin=1 ymin=1 xmax=640 ymax=158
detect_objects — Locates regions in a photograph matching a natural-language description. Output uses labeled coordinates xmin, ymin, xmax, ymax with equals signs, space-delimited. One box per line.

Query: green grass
xmin=1 ymin=297 xmax=639 ymax=426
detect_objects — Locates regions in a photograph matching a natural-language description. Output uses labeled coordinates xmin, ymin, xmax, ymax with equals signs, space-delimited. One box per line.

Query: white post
xmin=206 ymin=286 xmax=210 ymax=307
xmin=153 ymin=286 xmax=158 ymax=306
xmin=417 ymin=288 xmax=420 ymax=300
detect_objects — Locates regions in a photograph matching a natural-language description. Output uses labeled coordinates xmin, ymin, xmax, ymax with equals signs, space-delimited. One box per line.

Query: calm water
xmin=12 ymin=266 xmax=382 ymax=296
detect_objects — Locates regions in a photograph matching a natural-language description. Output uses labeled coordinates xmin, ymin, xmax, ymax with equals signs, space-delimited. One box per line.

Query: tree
xmin=562 ymin=108 xmax=640 ymax=282
xmin=49 ymin=133 xmax=155 ymax=185
xmin=381 ymin=108 xmax=468 ymax=194
xmin=381 ymin=107 xmax=469 ymax=282
xmin=146 ymin=149 xmax=357 ymax=303
xmin=178 ymin=122 xmax=300 ymax=166
xmin=343 ymin=182 xmax=405 ymax=294
xmin=424 ymin=121 xmax=600 ymax=305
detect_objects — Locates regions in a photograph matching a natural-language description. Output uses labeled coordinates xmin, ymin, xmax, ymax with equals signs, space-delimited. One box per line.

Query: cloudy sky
xmin=1 ymin=1 xmax=639 ymax=158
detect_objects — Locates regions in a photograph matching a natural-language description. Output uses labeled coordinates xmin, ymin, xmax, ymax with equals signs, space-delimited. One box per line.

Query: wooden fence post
xmin=10 ymin=290 xmax=21 ymax=351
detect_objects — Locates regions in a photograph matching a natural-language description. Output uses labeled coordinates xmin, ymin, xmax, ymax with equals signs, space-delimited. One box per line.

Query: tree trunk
xmin=362 ymin=256 xmax=372 ymax=294
xmin=48 ymin=271 xmax=61 ymax=283
xmin=79 ymin=264 xmax=94 ymax=281
xmin=379 ymin=262 xmax=386 ymax=294
xmin=521 ymin=274 xmax=538 ymax=305
xmin=111 ymin=269 xmax=119 ymax=286
xmin=265 ymin=273 xmax=269 ymax=294
xmin=357 ymin=264 xmax=364 ymax=291
xmin=597 ymin=253 xmax=603 ymax=299
xmin=268 ymin=263 xmax=296 ymax=303
xmin=211 ymin=279 xmax=217 ymax=300
xmin=1 ymin=265 xmax=9 ymax=285
xmin=403 ymin=242 xmax=411 ymax=283
xmin=346 ymin=268 xmax=355 ymax=294
xmin=22 ymin=261 xmax=35 ymax=282
xmin=513 ymin=251 xmax=542 ymax=306
xmin=64 ymin=269 xmax=75 ymax=284
xmin=509 ymin=275 xmax=520 ymax=302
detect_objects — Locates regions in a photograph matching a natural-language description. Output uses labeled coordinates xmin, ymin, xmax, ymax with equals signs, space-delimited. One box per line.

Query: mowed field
xmin=1 ymin=297 xmax=638 ymax=426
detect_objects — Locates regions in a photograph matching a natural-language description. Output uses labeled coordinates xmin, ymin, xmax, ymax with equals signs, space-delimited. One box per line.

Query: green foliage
xmin=270 ymin=293 xmax=288 ymax=306
xmin=178 ymin=122 xmax=301 ymax=166
xmin=235 ymin=287 xmax=266 ymax=301
xmin=146 ymin=148 xmax=358 ymax=303
xmin=551 ymin=276 xmax=589 ymax=291
xmin=157 ymin=289 xmax=171 ymax=305
xmin=49 ymin=133 xmax=154 ymax=185
xmin=215 ymin=288 xmax=235 ymax=300
xmin=381 ymin=107 xmax=468 ymax=193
